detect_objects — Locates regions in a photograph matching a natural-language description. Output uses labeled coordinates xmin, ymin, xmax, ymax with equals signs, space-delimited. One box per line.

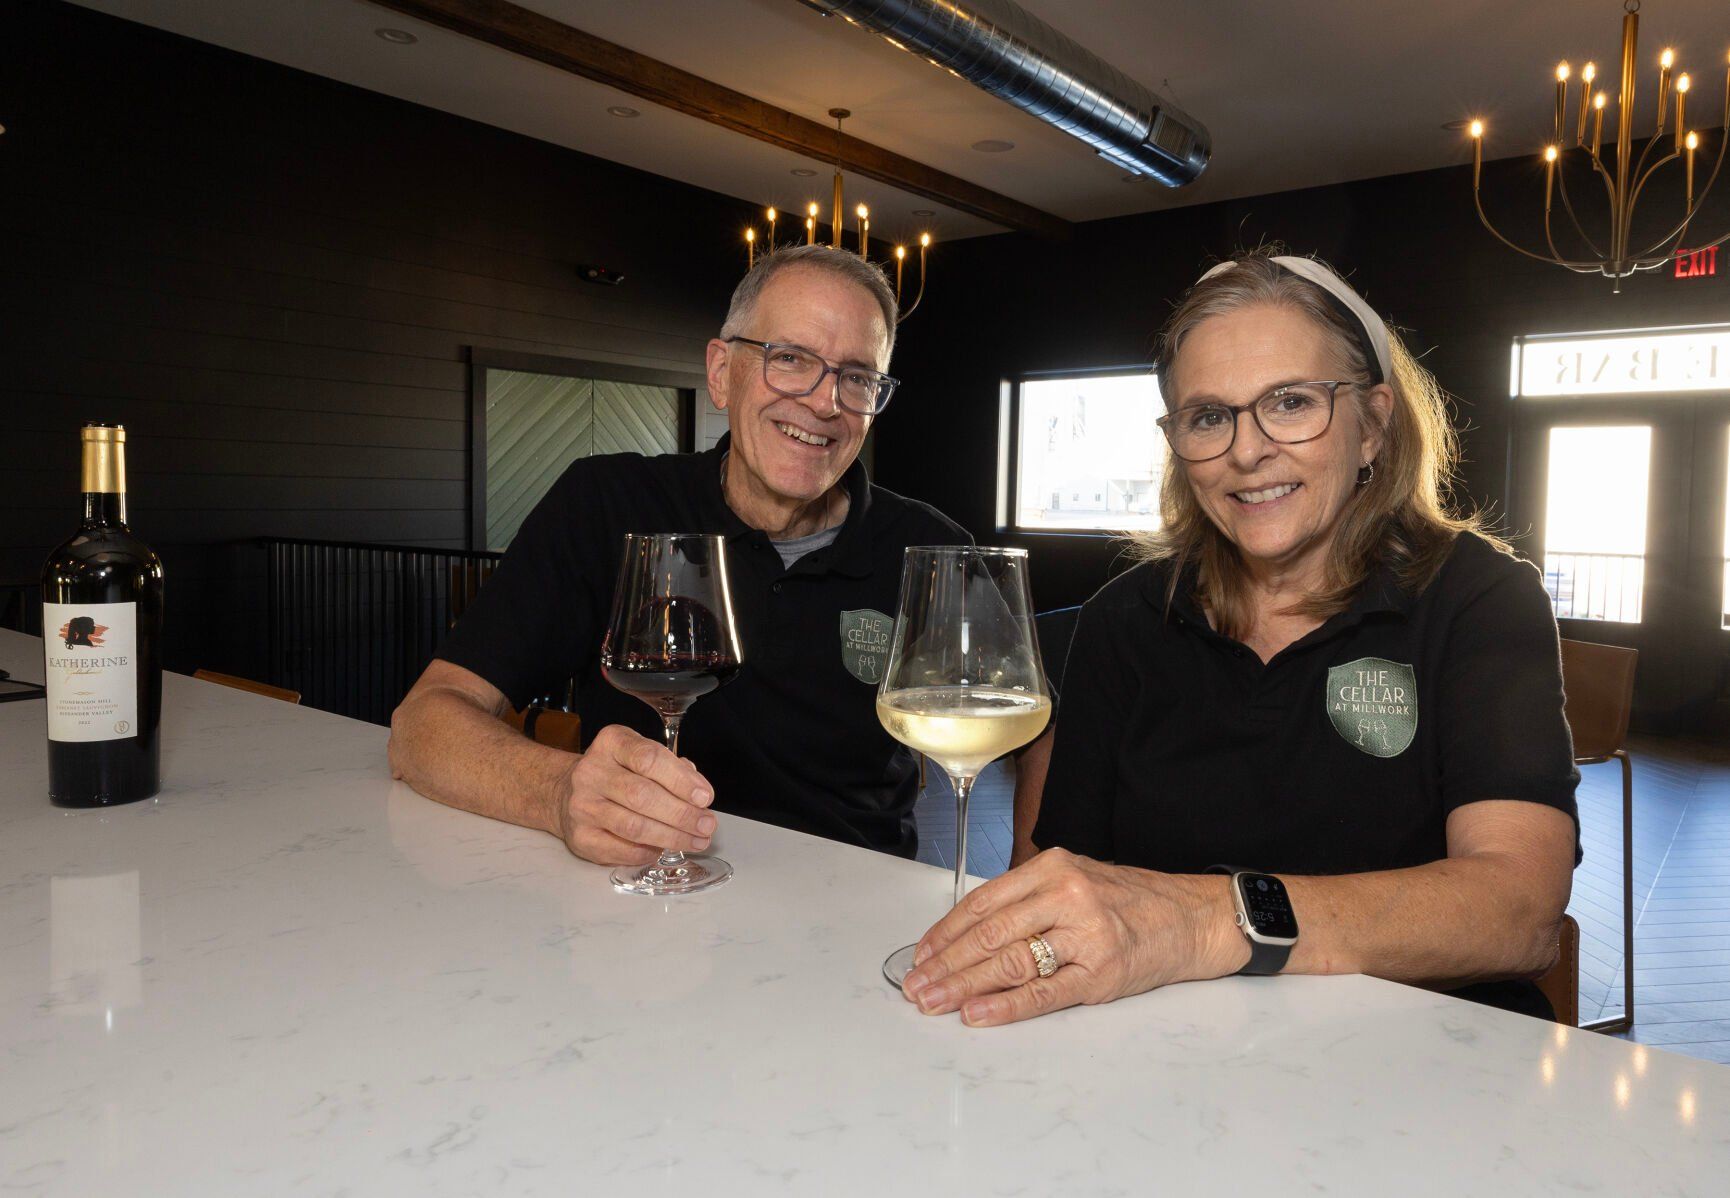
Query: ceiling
xmin=63 ymin=0 xmax=1730 ymax=242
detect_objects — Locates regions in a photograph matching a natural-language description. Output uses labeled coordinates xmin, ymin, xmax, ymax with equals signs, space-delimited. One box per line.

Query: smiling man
xmin=389 ymin=246 xmax=968 ymax=863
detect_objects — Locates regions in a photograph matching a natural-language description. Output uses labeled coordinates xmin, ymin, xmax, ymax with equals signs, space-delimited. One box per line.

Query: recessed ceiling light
xmin=607 ymin=105 xmax=640 ymax=118
xmin=791 ymin=167 xmax=818 ymax=177
xmin=911 ymin=209 xmax=935 ymax=217
xmin=375 ymin=28 xmax=417 ymax=45
xmin=971 ymin=139 xmax=1015 ymax=153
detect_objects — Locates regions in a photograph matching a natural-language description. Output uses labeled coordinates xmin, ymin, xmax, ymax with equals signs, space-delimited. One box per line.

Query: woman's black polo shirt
xmin=1033 ymin=533 xmax=1580 ymax=1012
xmin=437 ymin=436 xmax=968 ymax=857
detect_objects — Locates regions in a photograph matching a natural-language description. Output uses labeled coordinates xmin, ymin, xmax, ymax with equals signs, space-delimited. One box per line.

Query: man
xmin=389 ymin=245 xmax=968 ymax=863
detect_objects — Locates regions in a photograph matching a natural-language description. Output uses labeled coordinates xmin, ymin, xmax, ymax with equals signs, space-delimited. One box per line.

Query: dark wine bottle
xmin=40 ymin=423 xmax=165 ymax=806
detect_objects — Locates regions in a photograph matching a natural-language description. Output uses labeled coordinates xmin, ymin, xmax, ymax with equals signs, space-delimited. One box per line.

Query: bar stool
xmin=1558 ymin=638 xmax=1639 ymax=1033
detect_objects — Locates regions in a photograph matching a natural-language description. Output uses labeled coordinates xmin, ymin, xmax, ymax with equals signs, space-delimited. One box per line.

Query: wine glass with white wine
xmin=876 ymin=546 xmax=1050 ymax=987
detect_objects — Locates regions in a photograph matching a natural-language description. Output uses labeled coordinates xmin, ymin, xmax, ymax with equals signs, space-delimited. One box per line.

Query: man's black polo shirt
xmin=1033 ymin=533 xmax=1580 ymax=1012
xmin=438 ymin=435 xmax=968 ymax=856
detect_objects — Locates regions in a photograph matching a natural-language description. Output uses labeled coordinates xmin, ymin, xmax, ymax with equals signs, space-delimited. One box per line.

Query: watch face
xmin=1240 ymin=873 xmax=1298 ymax=940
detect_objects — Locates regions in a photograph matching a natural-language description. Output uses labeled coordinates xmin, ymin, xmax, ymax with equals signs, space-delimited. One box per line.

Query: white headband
xmin=1196 ymin=255 xmax=1391 ymax=384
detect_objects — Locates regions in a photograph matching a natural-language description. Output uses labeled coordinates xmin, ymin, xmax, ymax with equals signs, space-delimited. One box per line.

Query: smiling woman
xmin=901 ymin=249 xmax=1582 ymax=1028
xmin=1140 ymin=254 xmax=1477 ymax=642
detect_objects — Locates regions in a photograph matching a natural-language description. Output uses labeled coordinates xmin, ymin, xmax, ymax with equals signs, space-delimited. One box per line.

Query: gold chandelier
xmin=743 ymin=109 xmax=932 ymax=321
xmin=1466 ymin=0 xmax=1729 ymax=292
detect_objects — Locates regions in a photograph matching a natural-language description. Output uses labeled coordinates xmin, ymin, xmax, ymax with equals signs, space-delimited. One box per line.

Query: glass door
xmin=1512 ymin=394 xmax=1728 ymax=728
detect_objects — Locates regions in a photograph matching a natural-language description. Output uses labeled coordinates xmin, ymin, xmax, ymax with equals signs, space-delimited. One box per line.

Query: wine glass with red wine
xmin=600 ymin=532 xmax=744 ymax=896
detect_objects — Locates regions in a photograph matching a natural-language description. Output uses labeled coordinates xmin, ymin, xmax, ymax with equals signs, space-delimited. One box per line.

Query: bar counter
xmin=1 ymin=628 xmax=1725 ymax=1194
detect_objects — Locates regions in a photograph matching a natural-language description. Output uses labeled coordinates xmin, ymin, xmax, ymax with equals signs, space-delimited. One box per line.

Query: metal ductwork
xmin=806 ymin=0 xmax=1210 ymax=188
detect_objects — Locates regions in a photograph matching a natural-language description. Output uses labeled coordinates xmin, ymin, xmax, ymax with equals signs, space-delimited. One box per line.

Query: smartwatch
xmin=1211 ymin=867 xmax=1299 ymax=976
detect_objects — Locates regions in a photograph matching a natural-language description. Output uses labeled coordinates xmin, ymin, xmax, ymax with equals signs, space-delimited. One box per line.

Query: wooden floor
xmin=915 ymin=734 xmax=1730 ymax=1065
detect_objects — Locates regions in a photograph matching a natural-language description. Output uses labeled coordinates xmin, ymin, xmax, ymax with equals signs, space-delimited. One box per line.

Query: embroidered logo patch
xmin=839 ymin=608 xmax=893 ymax=684
xmin=1326 ymin=657 xmax=1418 ymax=758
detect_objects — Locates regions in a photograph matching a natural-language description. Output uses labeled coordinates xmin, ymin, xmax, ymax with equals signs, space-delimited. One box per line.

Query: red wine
xmin=41 ymin=423 xmax=165 ymax=807
xmin=603 ymin=659 xmax=741 ymax=719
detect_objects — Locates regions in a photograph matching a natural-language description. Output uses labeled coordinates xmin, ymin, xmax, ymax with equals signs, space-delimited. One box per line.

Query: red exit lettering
xmin=1674 ymin=246 xmax=1719 ymax=278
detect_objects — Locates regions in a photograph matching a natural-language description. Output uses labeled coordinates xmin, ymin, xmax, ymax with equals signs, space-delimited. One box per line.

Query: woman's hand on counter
xmin=900 ymin=849 xmax=1249 ymax=1026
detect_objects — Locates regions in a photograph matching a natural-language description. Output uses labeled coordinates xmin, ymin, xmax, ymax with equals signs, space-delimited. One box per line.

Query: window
xmin=1542 ymin=426 xmax=1650 ymax=622
xmin=1005 ymin=371 xmax=1165 ymax=533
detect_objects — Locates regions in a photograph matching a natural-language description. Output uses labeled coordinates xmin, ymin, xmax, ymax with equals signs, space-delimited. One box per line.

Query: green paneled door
xmin=485 ymin=370 xmax=679 ymax=550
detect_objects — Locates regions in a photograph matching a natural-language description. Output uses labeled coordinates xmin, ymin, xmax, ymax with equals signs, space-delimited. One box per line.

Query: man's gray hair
xmin=718 ymin=244 xmax=899 ymax=363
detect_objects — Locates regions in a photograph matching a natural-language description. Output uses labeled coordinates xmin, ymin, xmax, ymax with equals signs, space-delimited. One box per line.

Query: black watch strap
xmin=1240 ymin=931 xmax=1292 ymax=976
xmin=1209 ymin=864 xmax=1294 ymax=977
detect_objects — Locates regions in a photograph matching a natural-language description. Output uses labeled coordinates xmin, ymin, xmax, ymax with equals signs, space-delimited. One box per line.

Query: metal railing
xmin=1543 ymin=551 xmax=1645 ymax=623
xmin=263 ymin=538 xmax=503 ymax=726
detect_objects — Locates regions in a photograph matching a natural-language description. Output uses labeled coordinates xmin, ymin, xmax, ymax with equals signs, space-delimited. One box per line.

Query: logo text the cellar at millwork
xmin=1325 ymin=656 xmax=1419 ymax=758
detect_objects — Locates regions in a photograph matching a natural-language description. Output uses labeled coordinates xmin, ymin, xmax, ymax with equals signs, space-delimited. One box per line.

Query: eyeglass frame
xmin=1155 ymin=379 xmax=1353 ymax=463
xmin=724 ymin=337 xmax=901 ymax=416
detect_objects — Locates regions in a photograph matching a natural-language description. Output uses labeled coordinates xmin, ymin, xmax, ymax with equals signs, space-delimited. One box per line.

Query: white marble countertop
xmin=1 ymin=627 xmax=1726 ymax=1195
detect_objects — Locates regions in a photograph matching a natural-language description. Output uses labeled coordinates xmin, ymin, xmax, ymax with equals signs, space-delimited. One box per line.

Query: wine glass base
xmin=610 ymin=854 xmax=733 ymax=896
xmin=882 ymin=943 xmax=919 ymax=989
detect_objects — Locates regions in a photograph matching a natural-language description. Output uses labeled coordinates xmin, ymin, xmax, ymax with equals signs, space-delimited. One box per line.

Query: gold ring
xmin=1027 ymin=934 xmax=1058 ymax=979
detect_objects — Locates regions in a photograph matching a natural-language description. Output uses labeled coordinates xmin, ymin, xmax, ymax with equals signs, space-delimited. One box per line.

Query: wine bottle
xmin=41 ymin=423 xmax=165 ymax=806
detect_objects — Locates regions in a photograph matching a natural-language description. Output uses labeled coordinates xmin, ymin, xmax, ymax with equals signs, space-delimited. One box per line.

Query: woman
xmin=902 ymin=251 xmax=1579 ymax=1027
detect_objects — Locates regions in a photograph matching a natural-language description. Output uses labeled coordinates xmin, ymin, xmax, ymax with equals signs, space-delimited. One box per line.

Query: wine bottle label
xmin=42 ymin=601 xmax=139 ymax=742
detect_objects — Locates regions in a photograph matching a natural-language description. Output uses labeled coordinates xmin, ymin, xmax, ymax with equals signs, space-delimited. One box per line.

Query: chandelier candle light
xmin=743 ymin=109 xmax=932 ymax=321
xmin=1466 ymin=0 xmax=1729 ymax=291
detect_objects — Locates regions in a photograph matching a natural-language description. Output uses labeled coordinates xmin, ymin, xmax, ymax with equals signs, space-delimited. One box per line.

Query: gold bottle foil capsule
xmin=80 ymin=423 xmax=127 ymax=495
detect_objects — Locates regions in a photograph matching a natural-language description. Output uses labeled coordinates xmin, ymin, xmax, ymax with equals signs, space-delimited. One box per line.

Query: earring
xmin=1357 ymin=461 xmax=1375 ymax=487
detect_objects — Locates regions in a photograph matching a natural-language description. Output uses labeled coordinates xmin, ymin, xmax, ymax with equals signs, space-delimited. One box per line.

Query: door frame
xmin=1511 ymin=391 xmax=1730 ymax=729
xmin=466 ymin=348 xmax=706 ymax=551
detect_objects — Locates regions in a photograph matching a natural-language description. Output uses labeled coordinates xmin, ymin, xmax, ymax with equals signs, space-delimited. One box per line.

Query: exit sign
xmin=1675 ymin=246 xmax=1719 ymax=279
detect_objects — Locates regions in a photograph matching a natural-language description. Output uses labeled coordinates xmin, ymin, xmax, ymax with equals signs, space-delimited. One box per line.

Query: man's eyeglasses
xmin=726 ymin=337 xmax=900 ymax=416
xmin=1156 ymin=380 xmax=1350 ymax=463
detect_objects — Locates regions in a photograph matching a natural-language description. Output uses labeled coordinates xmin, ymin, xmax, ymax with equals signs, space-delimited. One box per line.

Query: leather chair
xmin=504 ymin=704 xmax=582 ymax=753
xmin=1558 ymin=638 xmax=1639 ymax=1033
xmin=194 ymin=669 xmax=301 ymax=704
xmin=1536 ymin=914 xmax=1581 ymax=1027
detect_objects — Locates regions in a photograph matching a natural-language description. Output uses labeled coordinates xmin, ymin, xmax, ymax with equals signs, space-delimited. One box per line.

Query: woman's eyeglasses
xmin=1156 ymin=380 xmax=1350 ymax=463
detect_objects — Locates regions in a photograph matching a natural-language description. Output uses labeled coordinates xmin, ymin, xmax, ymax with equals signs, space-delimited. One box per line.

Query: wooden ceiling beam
xmin=368 ymin=0 xmax=1072 ymax=240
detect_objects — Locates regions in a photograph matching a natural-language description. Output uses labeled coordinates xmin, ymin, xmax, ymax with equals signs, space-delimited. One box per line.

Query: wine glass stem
xmin=949 ymin=772 xmax=976 ymax=908
xmin=655 ymin=716 xmax=687 ymax=873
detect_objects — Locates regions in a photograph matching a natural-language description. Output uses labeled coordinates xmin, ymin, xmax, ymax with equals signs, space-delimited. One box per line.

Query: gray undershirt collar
xmin=769 ymin=523 xmax=841 ymax=569
xmin=720 ymin=451 xmax=846 ymax=568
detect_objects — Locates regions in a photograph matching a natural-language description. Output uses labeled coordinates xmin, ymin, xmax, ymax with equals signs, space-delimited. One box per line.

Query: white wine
xmin=876 ymin=686 xmax=1051 ymax=778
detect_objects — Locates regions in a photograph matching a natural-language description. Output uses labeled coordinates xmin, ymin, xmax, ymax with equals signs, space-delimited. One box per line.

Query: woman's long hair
xmin=1135 ymin=250 xmax=1499 ymax=638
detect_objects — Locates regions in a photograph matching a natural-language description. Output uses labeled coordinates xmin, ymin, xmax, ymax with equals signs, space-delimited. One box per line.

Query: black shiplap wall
xmin=1 ymin=0 xmax=752 ymax=676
